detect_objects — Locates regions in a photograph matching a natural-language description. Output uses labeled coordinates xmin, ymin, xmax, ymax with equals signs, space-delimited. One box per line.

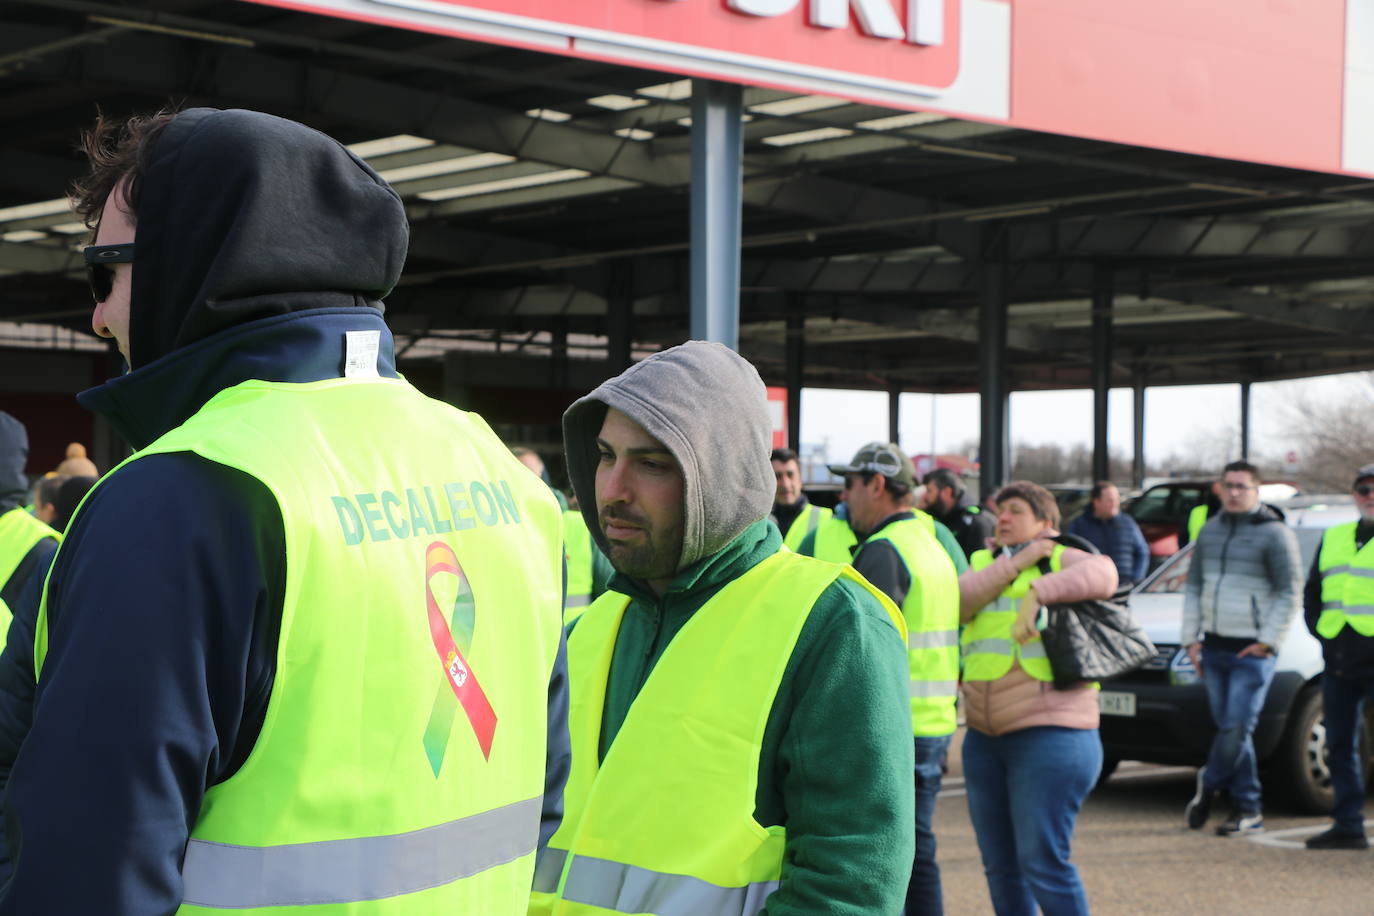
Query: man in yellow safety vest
xmin=827 ymin=441 xmax=960 ymax=916
xmin=4 ymin=108 xmax=568 ymax=914
xmin=1301 ymin=463 xmax=1374 ymax=850
xmin=531 ymin=342 xmax=915 ymax=915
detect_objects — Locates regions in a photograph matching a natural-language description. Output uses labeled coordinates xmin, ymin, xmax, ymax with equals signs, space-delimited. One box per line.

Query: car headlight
xmin=1169 ymin=647 xmax=1200 ymax=686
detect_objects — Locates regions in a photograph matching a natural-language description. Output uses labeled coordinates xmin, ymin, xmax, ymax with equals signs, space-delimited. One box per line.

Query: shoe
xmin=1305 ymin=827 xmax=1370 ymax=850
xmin=1185 ymin=769 xmax=1214 ymax=829
xmin=1216 ymin=813 xmax=1264 ymax=837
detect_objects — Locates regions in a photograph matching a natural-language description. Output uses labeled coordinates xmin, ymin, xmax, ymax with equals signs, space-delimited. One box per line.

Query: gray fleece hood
xmin=563 ymin=341 xmax=774 ymax=573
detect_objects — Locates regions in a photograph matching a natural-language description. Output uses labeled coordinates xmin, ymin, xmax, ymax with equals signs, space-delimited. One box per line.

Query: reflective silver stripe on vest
xmin=990 ymin=598 xmax=1019 ymax=613
xmin=1019 ymin=641 xmax=1047 ymax=660
xmin=532 ymin=847 xmax=568 ymax=894
xmin=1350 ymin=568 xmax=1374 ymax=580
xmin=908 ymin=629 xmax=959 ymax=650
xmin=909 ymin=680 xmax=959 ymax=698
xmin=1324 ymin=564 xmax=1353 ymax=577
xmin=181 ymin=796 xmax=541 ymax=908
xmin=1322 ymin=601 xmax=1374 ymax=616
xmin=963 ymin=638 xmax=1012 ymax=656
xmin=1340 ymin=604 xmax=1374 ymax=616
xmin=565 ymin=594 xmax=593 ymax=607
xmin=806 ymin=506 xmax=821 ymax=536
xmin=560 ymin=854 xmax=779 ymax=916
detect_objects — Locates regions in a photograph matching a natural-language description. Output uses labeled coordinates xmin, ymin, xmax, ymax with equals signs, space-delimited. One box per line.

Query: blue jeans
xmin=963 ymin=726 xmax=1101 ymax=916
xmin=1322 ymin=672 xmax=1374 ymax=833
xmin=905 ymin=734 xmax=950 ymax=916
xmin=1200 ymin=646 xmax=1277 ymax=813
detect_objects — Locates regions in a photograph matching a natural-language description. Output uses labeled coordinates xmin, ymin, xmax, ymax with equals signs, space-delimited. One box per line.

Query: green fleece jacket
xmin=585 ymin=519 xmax=914 ymax=915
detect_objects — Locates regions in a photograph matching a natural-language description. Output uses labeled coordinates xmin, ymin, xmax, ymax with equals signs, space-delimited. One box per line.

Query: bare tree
xmin=1276 ymin=374 xmax=1374 ymax=492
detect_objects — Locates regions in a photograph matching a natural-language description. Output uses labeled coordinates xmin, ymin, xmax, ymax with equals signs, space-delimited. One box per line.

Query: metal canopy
xmin=4 ymin=0 xmax=1374 ymax=397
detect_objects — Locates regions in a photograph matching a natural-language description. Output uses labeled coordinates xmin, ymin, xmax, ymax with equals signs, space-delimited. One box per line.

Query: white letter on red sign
xmin=729 ymin=0 xmax=801 ymax=15
xmin=907 ymin=0 xmax=943 ymax=45
xmin=810 ymin=0 xmax=904 ymax=39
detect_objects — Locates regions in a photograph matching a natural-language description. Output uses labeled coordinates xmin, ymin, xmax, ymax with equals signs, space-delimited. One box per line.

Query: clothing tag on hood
xmin=344 ymin=330 xmax=381 ymax=378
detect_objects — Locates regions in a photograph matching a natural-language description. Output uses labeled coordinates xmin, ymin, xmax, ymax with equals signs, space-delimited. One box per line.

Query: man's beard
xmin=602 ymin=510 xmax=683 ymax=581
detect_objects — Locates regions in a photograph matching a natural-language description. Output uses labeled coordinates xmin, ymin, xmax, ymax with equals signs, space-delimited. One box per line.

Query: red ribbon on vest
xmin=425 ymin=542 xmax=497 ymax=759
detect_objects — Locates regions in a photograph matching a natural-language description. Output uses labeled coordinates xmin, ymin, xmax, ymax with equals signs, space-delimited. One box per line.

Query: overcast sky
xmin=799 ymin=370 xmax=1369 ymax=474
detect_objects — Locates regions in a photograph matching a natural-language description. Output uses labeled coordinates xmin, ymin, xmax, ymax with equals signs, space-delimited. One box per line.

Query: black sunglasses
xmin=1356 ymin=485 xmax=1374 ymax=497
xmin=83 ymin=243 xmax=135 ymax=302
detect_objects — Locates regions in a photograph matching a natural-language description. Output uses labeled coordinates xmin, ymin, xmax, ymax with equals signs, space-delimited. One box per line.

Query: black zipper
xmin=1210 ymin=515 xmax=1237 ymax=632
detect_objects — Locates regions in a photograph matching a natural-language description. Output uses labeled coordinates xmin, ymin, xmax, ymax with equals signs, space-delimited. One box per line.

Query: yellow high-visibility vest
xmin=530 ymin=549 xmax=904 ymax=916
xmin=861 ymin=518 xmax=959 ymax=737
xmin=961 ymin=546 xmax=1065 ymax=683
xmin=1316 ymin=521 xmax=1374 ymax=638
xmin=564 ymin=509 xmax=596 ymax=622
xmin=37 ymin=377 xmax=565 ymax=913
xmin=780 ymin=503 xmax=831 ymax=552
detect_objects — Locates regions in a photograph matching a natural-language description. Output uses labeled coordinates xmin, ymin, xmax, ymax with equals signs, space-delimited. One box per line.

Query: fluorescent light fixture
xmin=526 ymin=108 xmax=572 ymax=122
xmin=761 ymin=127 xmax=854 ymax=147
xmin=1187 ymin=181 xmax=1271 ymax=197
xmin=2 ymin=230 xmax=47 ymax=242
xmin=417 ymin=169 xmax=592 ymax=202
xmin=49 ymin=222 xmax=90 ymax=235
xmin=585 ymin=95 xmax=648 ymax=111
xmin=676 ymin=114 xmax=754 ymax=128
xmin=378 ymin=153 xmax=515 ymax=183
xmin=856 ymin=111 xmax=949 ymax=131
xmin=638 ymin=79 xmax=692 ymax=100
xmin=347 ymin=135 xmax=435 ymax=158
xmin=920 ymin=143 xmax=1017 ymax=163
xmin=748 ymin=95 xmax=849 ymax=116
xmin=965 ymin=205 xmax=1052 ymax=222
xmin=614 ymin=128 xmax=654 ymax=141
xmin=0 ymin=198 xmax=71 ymax=223
xmin=88 ymin=14 xmax=255 ymax=47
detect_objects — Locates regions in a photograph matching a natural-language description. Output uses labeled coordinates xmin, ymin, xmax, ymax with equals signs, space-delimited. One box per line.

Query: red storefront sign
xmin=246 ymin=0 xmax=1367 ymax=177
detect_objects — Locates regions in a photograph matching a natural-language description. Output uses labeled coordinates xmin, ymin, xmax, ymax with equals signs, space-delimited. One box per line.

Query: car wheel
xmin=1270 ymin=685 xmax=1366 ymax=815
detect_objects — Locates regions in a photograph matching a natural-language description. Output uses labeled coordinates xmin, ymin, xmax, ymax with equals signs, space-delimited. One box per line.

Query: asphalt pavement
xmin=933 ymin=727 xmax=1374 ymax=915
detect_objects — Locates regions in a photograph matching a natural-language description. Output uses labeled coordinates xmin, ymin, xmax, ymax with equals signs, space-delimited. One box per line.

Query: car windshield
xmin=1137 ymin=522 xmax=1339 ymax=595
xmin=1127 ymin=485 xmax=1207 ymax=524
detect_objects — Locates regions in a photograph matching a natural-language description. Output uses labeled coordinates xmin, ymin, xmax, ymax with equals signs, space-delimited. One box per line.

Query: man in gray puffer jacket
xmin=1181 ymin=460 xmax=1302 ymax=838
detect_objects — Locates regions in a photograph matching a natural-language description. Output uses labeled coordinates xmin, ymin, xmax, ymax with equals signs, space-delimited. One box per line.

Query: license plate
xmin=1099 ymin=691 xmax=1136 ymax=717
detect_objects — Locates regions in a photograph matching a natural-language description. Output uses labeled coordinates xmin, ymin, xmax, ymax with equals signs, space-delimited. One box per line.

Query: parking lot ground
xmin=935 ymin=728 xmax=1374 ymax=915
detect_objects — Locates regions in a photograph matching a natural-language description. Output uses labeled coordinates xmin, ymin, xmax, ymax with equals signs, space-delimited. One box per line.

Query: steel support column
xmin=1132 ymin=369 xmax=1147 ymax=491
xmin=1240 ymin=381 xmax=1252 ymax=460
xmin=786 ymin=299 xmax=804 ymax=452
xmin=607 ymin=282 xmax=632 ymax=373
xmin=1091 ymin=265 xmax=1113 ymax=483
xmin=978 ymin=261 xmax=1009 ymax=502
xmin=888 ymin=383 xmax=901 ymax=445
xmin=689 ymin=79 xmax=743 ymax=349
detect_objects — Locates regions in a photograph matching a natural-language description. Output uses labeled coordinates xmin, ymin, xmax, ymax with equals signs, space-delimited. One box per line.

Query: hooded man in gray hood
xmin=532 ymin=341 xmax=916 ymax=916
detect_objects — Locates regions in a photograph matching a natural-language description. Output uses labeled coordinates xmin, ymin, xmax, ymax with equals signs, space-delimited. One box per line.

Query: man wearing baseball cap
xmin=1301 ymin=463 xmax=1374 ymax=850
xmin=827 ymin=442 xmax=961 ymax=916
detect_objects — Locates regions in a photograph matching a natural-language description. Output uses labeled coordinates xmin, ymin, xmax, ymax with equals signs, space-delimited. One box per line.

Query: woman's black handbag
xmin=1034 ymin=536 xmax=1156 ymax=689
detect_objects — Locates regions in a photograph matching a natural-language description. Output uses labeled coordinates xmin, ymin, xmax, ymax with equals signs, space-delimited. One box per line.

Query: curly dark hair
xmin=993 ymin=480 xmax=1060 ymax=528
xmin=69 ymin=109 xmax=179 ymax=230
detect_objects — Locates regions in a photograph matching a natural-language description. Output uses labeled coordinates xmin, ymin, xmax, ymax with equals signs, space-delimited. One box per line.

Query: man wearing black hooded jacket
xmin=0 ymin=109 xmax=570 ymax=913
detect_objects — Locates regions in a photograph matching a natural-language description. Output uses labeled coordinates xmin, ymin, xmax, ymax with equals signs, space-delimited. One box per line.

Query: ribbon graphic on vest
xmin=422 ymin=541 xmax=498 ymax=774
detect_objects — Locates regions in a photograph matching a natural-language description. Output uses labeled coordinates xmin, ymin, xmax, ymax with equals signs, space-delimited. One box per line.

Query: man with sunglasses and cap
xmin=1301 ymin=464 xmax=1374 ymax=850
xmin=827 ymin=442 xmax=960 ymax=916
xmin=1 ymin=109 xmax=570 ymax=914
